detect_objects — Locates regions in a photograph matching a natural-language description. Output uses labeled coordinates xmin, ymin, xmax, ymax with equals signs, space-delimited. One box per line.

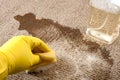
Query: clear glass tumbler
xmin=86 ymin=0 xmax=120 ymax=44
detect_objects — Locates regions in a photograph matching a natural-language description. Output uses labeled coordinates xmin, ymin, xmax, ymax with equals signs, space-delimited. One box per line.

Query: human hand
xmin=0 ymin=35 xmax=56 ymax=76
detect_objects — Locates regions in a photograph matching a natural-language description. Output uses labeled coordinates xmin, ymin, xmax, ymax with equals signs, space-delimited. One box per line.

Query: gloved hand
xmin=0 ymin=35 xmax=56 ymax=79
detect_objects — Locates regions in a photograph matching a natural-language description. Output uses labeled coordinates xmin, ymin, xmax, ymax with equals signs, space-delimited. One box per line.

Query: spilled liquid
xmin=13 ymin=13 xmax=113 ymax=80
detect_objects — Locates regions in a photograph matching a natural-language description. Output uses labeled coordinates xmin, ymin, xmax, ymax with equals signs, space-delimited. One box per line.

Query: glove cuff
xmin=0 ymin=49 xmax=16 ymax=74
xmin=0 ymin=51 xmax=8 ymax=79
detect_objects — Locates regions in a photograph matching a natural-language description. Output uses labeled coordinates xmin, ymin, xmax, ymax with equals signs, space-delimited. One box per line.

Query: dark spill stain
xmin=99 ymin=47 xmax=113 ymax=65
xmin=14 ymin=13 xmax=83 ymax=43
xmin=14 ymin=13 xmax=113 ymax=79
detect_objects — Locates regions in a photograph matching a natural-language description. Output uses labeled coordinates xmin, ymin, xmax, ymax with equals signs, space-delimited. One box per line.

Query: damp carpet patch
xmin=0 ymin=0 xmax=120 ymax=80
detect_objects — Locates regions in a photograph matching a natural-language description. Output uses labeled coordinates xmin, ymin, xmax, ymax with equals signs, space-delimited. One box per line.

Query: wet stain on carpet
xmin=14 ymin=13 xmax=113 ymax=80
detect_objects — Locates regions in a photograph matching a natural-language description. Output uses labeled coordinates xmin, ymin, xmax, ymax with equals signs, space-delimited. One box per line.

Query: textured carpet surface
xmin=0 ymin=0 xmax=120 ymax=80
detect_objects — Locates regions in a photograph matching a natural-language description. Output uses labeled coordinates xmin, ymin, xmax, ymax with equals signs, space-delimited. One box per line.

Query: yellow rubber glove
xmin=0 ymin=35 xmax=56 ymax=79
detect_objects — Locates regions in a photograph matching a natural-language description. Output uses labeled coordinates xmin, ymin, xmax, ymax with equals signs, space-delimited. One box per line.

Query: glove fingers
xmin=23 ymin=36 xmax=52 ymax=52
xmin=31 ymin=54 xmax=41 ymax=66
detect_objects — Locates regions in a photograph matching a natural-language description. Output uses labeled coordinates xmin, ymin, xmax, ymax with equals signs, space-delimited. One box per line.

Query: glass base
xmin=86 ymin=28 xmax=119 ymax=44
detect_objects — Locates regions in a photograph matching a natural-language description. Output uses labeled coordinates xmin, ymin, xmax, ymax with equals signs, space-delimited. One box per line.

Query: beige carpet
xmin=0 ymin=0 xmax=120 ymax=80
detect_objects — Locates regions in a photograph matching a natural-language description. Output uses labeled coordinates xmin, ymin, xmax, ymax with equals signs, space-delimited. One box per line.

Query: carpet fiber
xmin=0 ymin=0 xmax=120 ymax=80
